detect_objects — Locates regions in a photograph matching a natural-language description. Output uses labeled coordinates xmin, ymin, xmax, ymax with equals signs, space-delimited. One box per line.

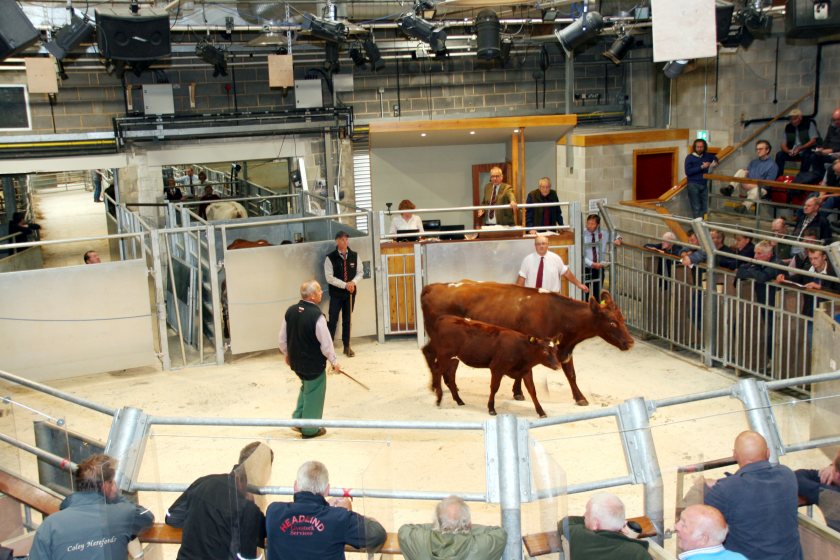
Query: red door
xmin=634 ymin=149 xmax=677 ymax=200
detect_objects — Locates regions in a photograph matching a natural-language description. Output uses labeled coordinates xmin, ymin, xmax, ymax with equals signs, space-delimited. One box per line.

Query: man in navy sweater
xmin=684 ymin=139 xmax=719 ymax=219
xmin=266 ymin=460 xmax=386 ymax=559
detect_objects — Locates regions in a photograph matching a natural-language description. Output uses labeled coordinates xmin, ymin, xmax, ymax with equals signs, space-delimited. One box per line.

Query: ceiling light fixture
xmin=602 ymin=34 xmax=633 ymax=65
xmin=195 ymin=41 xmax=227 ymax=77
xmin=399 ymin=14 xmax=447 ymax=54
xmin=554 ymin=11 xmax=604 ymax=52
xmin=475 ymin=9 xmax=500 ymax=60
xmin=364 ymin=37 xmax=385 ymax=71
xmin=663 ymin=59 xmax=689 ymax=79
xmin=301 ymin=13 xmax=348 ymax=43
xmin=45 ymin=10 xmax=95 ymax=60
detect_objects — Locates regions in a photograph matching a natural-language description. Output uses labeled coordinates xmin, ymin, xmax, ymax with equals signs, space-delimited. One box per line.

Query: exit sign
xmin=696 ymin=130 xmax=710 ymax=142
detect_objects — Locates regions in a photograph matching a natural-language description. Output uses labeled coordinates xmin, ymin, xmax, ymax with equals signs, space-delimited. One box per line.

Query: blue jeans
xmin=93 ymin=175 xmax=102 ymax=202
xmin=687 ymin=182 xmax=708 ymax=219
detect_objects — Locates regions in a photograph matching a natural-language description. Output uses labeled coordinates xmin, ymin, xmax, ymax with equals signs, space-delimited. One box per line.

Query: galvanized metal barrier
xmin=603 ymin=204 xmax=840 ymax=387
xmin=3 ymin=367 xmax=839 ymax=559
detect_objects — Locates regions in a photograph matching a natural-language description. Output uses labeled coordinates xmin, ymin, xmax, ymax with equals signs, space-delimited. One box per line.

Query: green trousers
xmin=292 ymin=371 xmax=326 ymax=436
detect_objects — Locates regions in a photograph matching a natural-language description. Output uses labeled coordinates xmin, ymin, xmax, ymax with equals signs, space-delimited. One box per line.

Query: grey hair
xmin=588 ymin=493 xmax=626 ymax=531
xmin=296 ymin=460 xmax=330 ymax=495
xmin=538 ymin=176 xmax=552 ymax=187
xmin=433 ymin=495 xmax=472 ymax=534
xmin=755 ymin=240 xmax=773 ymax=255
xmin=300 ymin=280 xmax=322 ymax=299
xmin=662 ymin=232 xmax=677 ymax=242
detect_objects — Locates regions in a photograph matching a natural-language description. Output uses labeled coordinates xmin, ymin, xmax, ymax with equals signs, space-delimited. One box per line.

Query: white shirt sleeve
xmin=314 ymin=315 xmax=337 ymax=364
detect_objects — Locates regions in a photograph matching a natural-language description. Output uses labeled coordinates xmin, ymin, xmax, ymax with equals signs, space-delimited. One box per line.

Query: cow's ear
xmin=589 ymin=295 xmax=601 ymax=313
xmin=601 ymin=290 xmax=613 ymax=304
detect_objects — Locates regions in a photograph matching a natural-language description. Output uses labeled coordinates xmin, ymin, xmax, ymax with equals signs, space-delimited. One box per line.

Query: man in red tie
xmin=476 ymin=167 xmax=517 ymax=226
xmin=517 ymin=235 xmax=588 ymax=294
xmin=324 ymin=231 xmax=362 ymax=357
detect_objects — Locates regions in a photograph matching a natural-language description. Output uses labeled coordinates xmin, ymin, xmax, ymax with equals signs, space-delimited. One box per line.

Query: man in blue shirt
xmin=704 ymin=431 xmax=802 ymax=560
xmin=675 ymin=504 xmax=747 ymax=559
xmin=734 ymin=139 xmax=779 ymax=213
xmin=684 ymin=139 xmax=719 ymax=219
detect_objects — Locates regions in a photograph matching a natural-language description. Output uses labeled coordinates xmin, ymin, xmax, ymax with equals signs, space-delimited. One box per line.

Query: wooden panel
xmin=565 ymin=129 xmax=689 ymax=147
xmin=370 ymin=115 xmax=576 ymax=135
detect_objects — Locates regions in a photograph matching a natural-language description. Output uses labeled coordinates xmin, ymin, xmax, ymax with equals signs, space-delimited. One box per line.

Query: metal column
xmin=617 ymin=397 xmax=664 ymax=544
xmin=105 ymin=407 xmax=150 ymax=492
xmin=150 ymin=231 xmax=172 ymax=370
xmin=694 ymin=220 xmax=718 ymax=367
xmin=493 ymin=414 xmax=524 ymax=560
xmin=205 ymin=224 xmax=226 ymax=364
xmin=733 ymin=378 xmax=784 ymax=463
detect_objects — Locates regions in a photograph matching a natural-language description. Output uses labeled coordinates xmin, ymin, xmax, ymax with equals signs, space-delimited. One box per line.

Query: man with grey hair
xmin=675 ymin=504 xmax=747 ymax=559
xmin=559 ymin=493 xmax=649 ymax=560
xmin=278 ymin=280 xmax=340 ymax=439
xmin=398 ymin=495 xmax=506 ymax=560
xmin=266 ymin=461 xmax=386 ymax=560
xmin=525 ymin=176 xmax=564 ymax=233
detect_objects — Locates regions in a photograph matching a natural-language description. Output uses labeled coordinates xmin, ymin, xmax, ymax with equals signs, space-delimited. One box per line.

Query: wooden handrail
xmin=705 ymin=173 xmax=840 ymax=195
xmin=0 ymin=467 xmax=63 ymax=517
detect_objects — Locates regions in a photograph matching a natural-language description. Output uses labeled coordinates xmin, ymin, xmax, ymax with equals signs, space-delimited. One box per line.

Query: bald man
xmin=559 ymin=493 xmax=649 ymax=560
xmin=811 ymin=107 xmax=840 ymax=171
xmin=675 ymin=505 xmax=747 ymax=559
xmin=704 ymin=431 xmax=802 ymax=560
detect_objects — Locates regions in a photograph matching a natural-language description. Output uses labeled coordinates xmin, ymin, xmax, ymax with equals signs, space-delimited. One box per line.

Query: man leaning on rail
xmin=29 ymin=454 xmax=154 ymax=560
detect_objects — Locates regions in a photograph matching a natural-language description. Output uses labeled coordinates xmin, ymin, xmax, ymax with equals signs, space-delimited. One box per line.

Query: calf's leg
xmin=511 ymin=377 xmax=525 ymax=401
xmin=423 ymin=344 xmax=444 ymax=405
xmin=520 ymin=369 xmax=547 ymax=418
xmin=487 ymin=369 xmax=505 ymax=416
xmin=442 ymin=359 xmax=465 ymax=406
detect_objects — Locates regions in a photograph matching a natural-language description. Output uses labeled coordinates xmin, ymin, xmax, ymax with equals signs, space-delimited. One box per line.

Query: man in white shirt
xmin=675 ymin=504 xmax=747 ymax=559
xmin=517 ymin=235 xmax=588 ymax=294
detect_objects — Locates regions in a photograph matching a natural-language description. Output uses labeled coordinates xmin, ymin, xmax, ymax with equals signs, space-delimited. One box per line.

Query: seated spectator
xmin=816 ymin=159 xmax=840 ymax=220
xmin=776 ymin=108 xmax=820 ymax=175
xmin=29 ymin=454 xmax=154 ymax=560
xmin=776 ymin=248 xmax=840 ymax=317
xmin=166 ymin=441 xmax=273 ymax=560
xmin=558 ymin=493 xmax=650 ymax=560
xmin=703 ymin=431 xmax=802 ymax=560
xmin=679 ymin=230 xmax=738 ymax=269
xmin=398 ymin=495 xmax=506 ymax=560
xmin=525 ymin=177 xmax=564 ymax=233
xmin=266 ymin=460 xmax=386 ymax=559
xmin=792 ymin=195 xmax=833 ymax=247
xmin=736 ymin=240 xmax=777 ymax=305
xmin=645 ymin=231 xmax=681 ymax=255
xmin=732 ymin=233 xmax=755 ymax=264
xmin=165 ymin=177 xmax=183 ymax=202
xmin=675 ymin=504 xmax=747 ymax=560
xmin=796 ymin=448 xmax=840 ymax=532
xmin=810 ymin=107 xmax=840 ymax=172
xmin=389 ymin=199 xmax=425 ymax=237
xmin=730 ymin=140 xmax=779 ymax=213
xmin=198 ymin=185 xmax=221 ymax=219
xmin=83 ymin=250 xmax=101 ymax=264
xmin=770 ymin=218 xmax=792 ymax=261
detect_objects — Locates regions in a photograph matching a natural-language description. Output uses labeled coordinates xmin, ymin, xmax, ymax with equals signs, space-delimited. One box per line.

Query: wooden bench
xmin=139 ymin=523 xmax=403 ymax=554
xmin=523 ymin=515 xmax=657 ymax=557
xmin=0 ymin=467 xmax=63 ymax=517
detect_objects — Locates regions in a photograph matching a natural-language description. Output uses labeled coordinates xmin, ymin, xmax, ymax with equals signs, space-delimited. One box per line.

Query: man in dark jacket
xmin=324 ymin=230 xmax=362 ymax=357
xmin=29 ymin=454 xmax=154 ymax=560
xmin=165 ymin=442 xmax=273 ymax=560
xmin=525 ymin=177 xmax=564 ymax=232
xmin=266 ymin=460 xmax=386 ymax=560
xmin=775 ymin=108 xmax=820 ymax=174
xmin=278 ymin=280 xmax=341 ymax=439
xmin=559 ymin=493 xmax=649 ymax=560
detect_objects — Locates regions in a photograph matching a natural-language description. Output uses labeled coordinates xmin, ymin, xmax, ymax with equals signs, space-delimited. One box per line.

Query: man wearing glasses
xmin=733 ymin=139 xmax=779 ymax=213
xmin=476 ymin=167 xmax=517 ymax=226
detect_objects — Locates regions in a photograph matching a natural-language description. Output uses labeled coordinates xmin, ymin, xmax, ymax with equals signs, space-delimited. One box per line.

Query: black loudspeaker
xmin=786 ymin=0 xmax=840 ymax=38
xmin=95 ymin=11 xmax=171 ymax=61
xmin=0 ymin=0 xmax=40 ymax=60
xmin=715 ymin=3 xmax=735 ymax=43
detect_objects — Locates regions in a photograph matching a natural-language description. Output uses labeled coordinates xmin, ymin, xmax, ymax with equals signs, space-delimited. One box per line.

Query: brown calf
xmin=422 ymin=315 xmax=560 ymax=418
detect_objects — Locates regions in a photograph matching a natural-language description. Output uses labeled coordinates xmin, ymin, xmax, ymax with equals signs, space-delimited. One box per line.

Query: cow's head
xmin=589 ymin=291 xmax=634 ymax=351
xmin=531 ymin=336 xmax=562 ymax=370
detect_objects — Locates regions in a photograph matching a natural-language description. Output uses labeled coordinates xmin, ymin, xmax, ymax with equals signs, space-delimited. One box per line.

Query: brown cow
xmin=227 ymin=239 xmax=273 ymax=250
xmin=421 ymin=281 xmax=633 ymax=406
xmin=422 ymin=316 xmax=560 ymax=417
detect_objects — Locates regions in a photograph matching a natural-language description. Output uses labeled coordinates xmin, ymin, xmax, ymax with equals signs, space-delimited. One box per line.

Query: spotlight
xmin=542 ymin=9 xmax=558 ymax=22
xmin=399 ymin=14 xmax=446 ymax=54
xmin=742 ymin=9 xmax=772 ymax=37
xmin=602 ymin=34 xmax=633 ymax=65
xmin=663 ymin=59 xmax=689 ymax=79
xmin=554 ymin=11 xmax=604 ymax=52
xmin=364 ymin=37 xmax=385 ymax=71
xmin=301 ymin=13 xmax=348 ymax=43
xmin=475 ymin=9 xmax=500 ymax=60
xmin=415 ymin=0 xmax=437 ymax=18
xmin=196 ymin=41 xmax=227 ymax=77
xmin=45 ymin=11 xmax=95 ymax=60
xmin=349 ymin=42 xmax=366 ymax=68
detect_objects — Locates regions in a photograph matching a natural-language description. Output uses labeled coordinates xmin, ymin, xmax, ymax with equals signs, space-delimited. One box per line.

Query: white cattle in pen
xmin=206 ymin=201 xmax=248 ymax=221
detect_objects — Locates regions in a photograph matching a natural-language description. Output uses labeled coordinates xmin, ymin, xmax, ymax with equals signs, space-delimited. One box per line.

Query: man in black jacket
xmin=324 ymin=231 xmax=362 ymax=357
xmin=166 ymin=442 xmax=273 ymax=560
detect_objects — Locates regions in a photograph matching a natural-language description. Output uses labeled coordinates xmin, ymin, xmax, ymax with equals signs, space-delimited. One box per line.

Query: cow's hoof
xmin=513 ymin=393 xmax=525 ymax=401
xmin=538 ymin=413 xmax=547 ymax=419
xmin=456 ymin=401 xmax=465 ymax=406
xmin=489 ymin=410 xmax=497 ymax=416
xmin=575 ymin=399 xmax=590 ymax=406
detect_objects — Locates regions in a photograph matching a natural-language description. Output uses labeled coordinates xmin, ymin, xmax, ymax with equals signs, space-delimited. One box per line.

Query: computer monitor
xmin=438 ymin=225 xmax=465 ymax=240
xmin=396 ymin=228 xmax=420 ymax=242
xmin=422 ymin=219 xmax=441 ymax=231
